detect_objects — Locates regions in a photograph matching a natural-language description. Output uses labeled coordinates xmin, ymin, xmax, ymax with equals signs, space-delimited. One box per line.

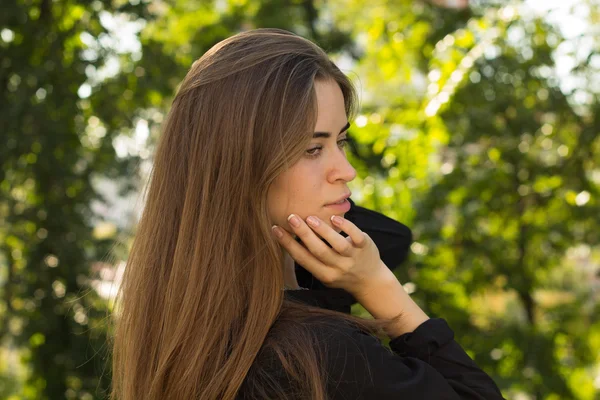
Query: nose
xmin=328 ymin=149 xmax=356 ymax=183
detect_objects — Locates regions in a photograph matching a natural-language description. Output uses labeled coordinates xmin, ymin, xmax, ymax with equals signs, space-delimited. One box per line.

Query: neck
xmin=282 ymin=250 xmax=300 ymax=289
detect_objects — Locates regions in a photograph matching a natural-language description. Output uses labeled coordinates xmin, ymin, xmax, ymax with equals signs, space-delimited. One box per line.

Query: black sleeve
xmin=319 ymin=318 xmax=505 ymax=400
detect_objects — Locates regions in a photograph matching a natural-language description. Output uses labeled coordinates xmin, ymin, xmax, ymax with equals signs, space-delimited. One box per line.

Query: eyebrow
xmin=313 ymin=122 xmax=351 ymax=138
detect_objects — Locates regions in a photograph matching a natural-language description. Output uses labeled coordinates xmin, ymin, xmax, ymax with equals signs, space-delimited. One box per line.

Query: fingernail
xmin=271 ymin=225 xmax=283 ymax=238
xmin=331 ymin=215 xmax=343 ymax=225
xmin=287 ymin=214 xmax=300 ymax=228
xmin=306 ymin=216 xmax=319 ymax=227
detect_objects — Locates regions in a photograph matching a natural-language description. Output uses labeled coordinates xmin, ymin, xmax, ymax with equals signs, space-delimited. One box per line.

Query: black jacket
xmin=249 ymin=199 xmax=505 ymax=399
xmin=281 ymin=290 xmax=505 ymax=399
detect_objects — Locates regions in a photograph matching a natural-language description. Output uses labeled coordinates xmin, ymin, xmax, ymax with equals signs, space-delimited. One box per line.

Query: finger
xmin=330 ymin=215 xmax=368 ymax=248
xmin=271 ymin=225 xmax=334 ymax=284
xmin=287 ymin=214 xmax=346 ymax=266
xmin=305 ymin=215 xmax=353 ymax=257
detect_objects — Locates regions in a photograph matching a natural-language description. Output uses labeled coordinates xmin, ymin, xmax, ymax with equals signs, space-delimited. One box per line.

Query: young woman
xmin=110 ymin=28 xmax=504 ymax=400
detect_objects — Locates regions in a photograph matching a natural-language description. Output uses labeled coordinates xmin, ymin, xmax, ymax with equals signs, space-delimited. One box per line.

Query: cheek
xmin=267 ymin=180 xmax=299 ymax=228
xmin=269 ymin=202 xmax=290 ymax=230
xmin=290 ymin=164 xmax=322 ymax=199
xmin=267 ymin=182 xmax=286 ymax=222
xmin=268 ymin=160 xmax=326 ymax=226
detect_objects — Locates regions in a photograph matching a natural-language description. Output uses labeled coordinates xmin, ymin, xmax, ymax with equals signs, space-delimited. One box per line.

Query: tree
xmin=0 ymin=0 xmax=357 ymax=398
xmin=329 ymin=0 xmax=600 ymax=398
xmin=3 ymin=0 xmax=598 ymax=398
xmin=0 ymin=0 xmax=153 ymax=398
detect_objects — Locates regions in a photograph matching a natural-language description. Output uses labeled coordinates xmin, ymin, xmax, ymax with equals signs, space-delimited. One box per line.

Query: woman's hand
xmin=271 ymin=214 xmax=391 ymax=297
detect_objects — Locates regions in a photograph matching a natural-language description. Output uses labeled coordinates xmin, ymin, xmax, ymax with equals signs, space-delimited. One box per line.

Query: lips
xmin=325 ymin=192 xmax=351 ymax=206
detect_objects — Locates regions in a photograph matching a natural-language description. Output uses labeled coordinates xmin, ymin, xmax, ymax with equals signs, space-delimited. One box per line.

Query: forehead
xmin=313 ymin=80 xmax=347 ymax=129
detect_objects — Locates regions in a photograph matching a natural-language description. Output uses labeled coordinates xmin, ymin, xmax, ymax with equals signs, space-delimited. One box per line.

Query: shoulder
xmin=305 ymin=318 xmax=466 ymax=400
xmin=302 ymin=318 xmax=397 ymax=397
xmin=256 ymin=316 xmax=383 ymax=377
xmin=251 ymin=318 xmax=505 ymax=400
xmin=241 ymin=316 xmax=371 ymax=399
xmin=307 ymin=317 xmax=386 ymax=358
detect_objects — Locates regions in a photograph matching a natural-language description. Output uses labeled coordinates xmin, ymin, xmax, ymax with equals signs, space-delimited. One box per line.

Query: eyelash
xmin=306 ymin=137 xmax=350 ymax=158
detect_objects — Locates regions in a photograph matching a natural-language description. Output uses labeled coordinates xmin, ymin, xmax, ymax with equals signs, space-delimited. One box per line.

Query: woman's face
xmin=267 ymin=79 xmax=356 ymax=235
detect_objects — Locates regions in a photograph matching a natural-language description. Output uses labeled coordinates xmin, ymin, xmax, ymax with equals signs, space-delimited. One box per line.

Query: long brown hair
xmin=110 ymin=28 xmax=401 ymax=400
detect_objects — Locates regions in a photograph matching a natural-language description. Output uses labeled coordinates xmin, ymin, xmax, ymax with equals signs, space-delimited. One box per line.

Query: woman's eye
xmin=306 ymin=138 xmax=349 ymax=157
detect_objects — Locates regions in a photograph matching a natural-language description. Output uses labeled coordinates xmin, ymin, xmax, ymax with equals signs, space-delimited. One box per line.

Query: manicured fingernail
xmin=287 ymin=214 xmax=300 ymax=228
xmin=331 ymin=215 xmax=343 ymax=225
xmin=271 ymin=225 xmax=283 ymax=238
xmin=306 ymin=216 xmax=319 ymax=227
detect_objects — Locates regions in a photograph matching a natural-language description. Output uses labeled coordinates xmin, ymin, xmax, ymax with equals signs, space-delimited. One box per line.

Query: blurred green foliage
xmin=1 ymin=0 xmax=599 ymax=399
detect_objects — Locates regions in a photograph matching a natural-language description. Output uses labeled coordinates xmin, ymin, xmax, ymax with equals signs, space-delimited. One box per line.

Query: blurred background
xmin=1 ymin=0 xmax=599 ymax=398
